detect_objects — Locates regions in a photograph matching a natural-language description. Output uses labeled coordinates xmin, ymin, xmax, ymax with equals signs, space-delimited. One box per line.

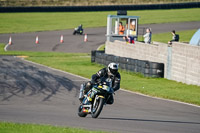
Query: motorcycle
xmin=73 ymin=27 xmax=83 ymax=35
xmin=78 ymin=78 xmax=114 ymax=118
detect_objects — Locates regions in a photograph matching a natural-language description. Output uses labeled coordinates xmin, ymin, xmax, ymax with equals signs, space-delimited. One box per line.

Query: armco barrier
xmin=1 ymin=2 xmax=200 ymax=12
xmin=91 ymin=50 xmax=164 ymax=78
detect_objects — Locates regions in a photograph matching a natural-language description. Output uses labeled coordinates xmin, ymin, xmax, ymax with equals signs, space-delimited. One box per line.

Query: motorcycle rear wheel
xmin=91 ymin=97 xmax=104 ymax=118
xmin=73 ymin=31 xmax=76 ymax=35
xmin=78 ymin=105 xmax=87 ymax=117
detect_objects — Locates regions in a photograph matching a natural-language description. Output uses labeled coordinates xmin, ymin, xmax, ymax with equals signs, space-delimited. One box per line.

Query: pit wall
xmin=105 ymin=41 xmax=200 ymax=86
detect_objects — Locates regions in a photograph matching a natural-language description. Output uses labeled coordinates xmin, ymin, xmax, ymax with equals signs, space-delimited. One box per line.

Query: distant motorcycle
xmin=73 ymin=25 xmax=83 ymax=35
xmin=78 ymin=78 xmax=114 ymax=118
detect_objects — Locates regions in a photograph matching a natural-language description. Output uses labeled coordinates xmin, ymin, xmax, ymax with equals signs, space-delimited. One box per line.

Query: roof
xmin=107 ymin=15 xmax=140 ymax=19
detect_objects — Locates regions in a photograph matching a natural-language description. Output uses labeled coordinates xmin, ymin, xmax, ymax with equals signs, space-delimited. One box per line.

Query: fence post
xmin=167 ymin=46 xmax=172 ymax=79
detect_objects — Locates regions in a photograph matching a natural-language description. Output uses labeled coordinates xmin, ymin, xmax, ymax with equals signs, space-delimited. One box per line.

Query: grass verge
xmin=152 ymin=29 xmax=197 ymax=43
xmin=97 ymin=44 xmax=105 ymax=51
xmin=136 ymin=29 xmax=197 ymax=43
xmin=0 ymin=43 xmax=200 ymax=106
xmin=0 ymin=8 xmax=200 ymax=33
xmin=0 ymin=122 xmax=107 ymax=133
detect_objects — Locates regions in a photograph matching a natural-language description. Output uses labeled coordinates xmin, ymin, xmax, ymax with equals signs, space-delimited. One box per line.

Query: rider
xmin=77 ymin=24 xmax=83 ymax=32
xmin=79 ymin=62 xmax=121 ymax=104
xmin=73 ymin=24 xmax=83 ymax=35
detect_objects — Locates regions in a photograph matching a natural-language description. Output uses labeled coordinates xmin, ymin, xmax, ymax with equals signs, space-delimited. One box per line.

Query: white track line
xmin=121 ymin=89 xmax=200 ymax=108
xmin=4 ymin=43 xmax=9 ymax=51
xmin=97 ymin=44 xmax=104 ymax=50
xmin=18 ymin=57 xmax=200 ymax=108
xmin=18 ymin=57 xmax=89 ymax=81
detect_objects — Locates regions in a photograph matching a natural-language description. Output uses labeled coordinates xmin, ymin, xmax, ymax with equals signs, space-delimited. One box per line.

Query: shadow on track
xmin=99 ymin=117 xmax=200 ymax=125
xmin=0 ymin=56 xmax=79 ymax=102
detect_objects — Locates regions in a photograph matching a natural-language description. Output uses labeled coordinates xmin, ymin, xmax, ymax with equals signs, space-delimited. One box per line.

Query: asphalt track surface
xmin=0 ymin=21 xmax=200 ymax=53
xmin=0 ymin=56 xmax=200 ymax=133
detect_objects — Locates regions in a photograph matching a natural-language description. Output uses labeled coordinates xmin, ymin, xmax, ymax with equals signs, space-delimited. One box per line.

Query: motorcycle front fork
xmin=82 ymin=95 xmax=99 ymax=113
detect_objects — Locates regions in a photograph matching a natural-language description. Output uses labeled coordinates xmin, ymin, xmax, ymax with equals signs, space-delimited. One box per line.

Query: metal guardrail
xmin=0 ymin=2 xmax=200 ymax=12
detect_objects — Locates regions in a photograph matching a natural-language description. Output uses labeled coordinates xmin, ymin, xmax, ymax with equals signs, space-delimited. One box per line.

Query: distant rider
xmin=73 ymin=24 xmax=83 ymax=35
xmin=79 ymin=62 xmax=121 ymax=104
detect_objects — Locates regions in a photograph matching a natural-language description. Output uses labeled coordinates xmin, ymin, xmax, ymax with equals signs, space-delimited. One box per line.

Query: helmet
xmin=131 ymin=21 xmax=135 ymax=25
xmin=108 ymin=63 xmax=119 ymax=76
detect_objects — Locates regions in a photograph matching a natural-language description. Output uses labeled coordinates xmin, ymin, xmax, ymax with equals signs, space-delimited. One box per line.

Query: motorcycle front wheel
xmin=91 ymin=97 xmax=104 ymax=118
xmin=78 ymin=105 xmax=87 ymax=117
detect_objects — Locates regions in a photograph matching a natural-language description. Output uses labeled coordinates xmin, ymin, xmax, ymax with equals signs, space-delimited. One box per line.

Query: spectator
xmin=130 ymin=20 xmax=136 ymax=31
xmin=143 ymin=28 xmax=152 ymax=44
xmin=168 ymin=30 xmax=179 ymax=44
xmin=126 ymin=20 xmax=136 ymax=36
xmin=123 ymin=35 xmax=134 ymax=44
xmin=119 ymin=22 xmax=125 ymax=35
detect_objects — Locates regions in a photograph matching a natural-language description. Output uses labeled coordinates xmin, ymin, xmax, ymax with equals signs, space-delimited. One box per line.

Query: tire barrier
xmin=91 ymin=50 xmax=164 ymax=78
xmin=91 ymin=50 xmax=105 ymax=63
xmin=1 ymin=2 xmax=200 ymax=12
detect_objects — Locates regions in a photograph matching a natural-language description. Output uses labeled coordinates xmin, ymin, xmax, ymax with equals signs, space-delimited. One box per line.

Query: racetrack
xmin=0 ymin=56 xmax=200 ymax=133
xmin=0 ymin=21 xmax=200 ymax=53
xmin=1 ymin=21 xmax=200 ymax=132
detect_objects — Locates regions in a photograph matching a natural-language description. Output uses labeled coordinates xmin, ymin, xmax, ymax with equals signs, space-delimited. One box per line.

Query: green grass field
xmin=152 ymin=29 xmax=197 ymax=43
xmin=0 ymin=122 xmax=107 ymax=133
xmin=0 ymin=8 xmax=200 ymax=34
xmin=137 ymin=29 xmax=197 ymax=43
xmin=0 ymin=43 xmax=200 ymax=106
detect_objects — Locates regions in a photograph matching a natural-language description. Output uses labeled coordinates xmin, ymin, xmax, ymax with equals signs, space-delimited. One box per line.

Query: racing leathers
xmin=91 ymin=68 xmax=121 ymax=91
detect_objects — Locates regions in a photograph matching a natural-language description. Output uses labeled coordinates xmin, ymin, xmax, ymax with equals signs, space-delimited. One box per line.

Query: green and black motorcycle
xmin=78 ymin=78 xmax=114 ymax=118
